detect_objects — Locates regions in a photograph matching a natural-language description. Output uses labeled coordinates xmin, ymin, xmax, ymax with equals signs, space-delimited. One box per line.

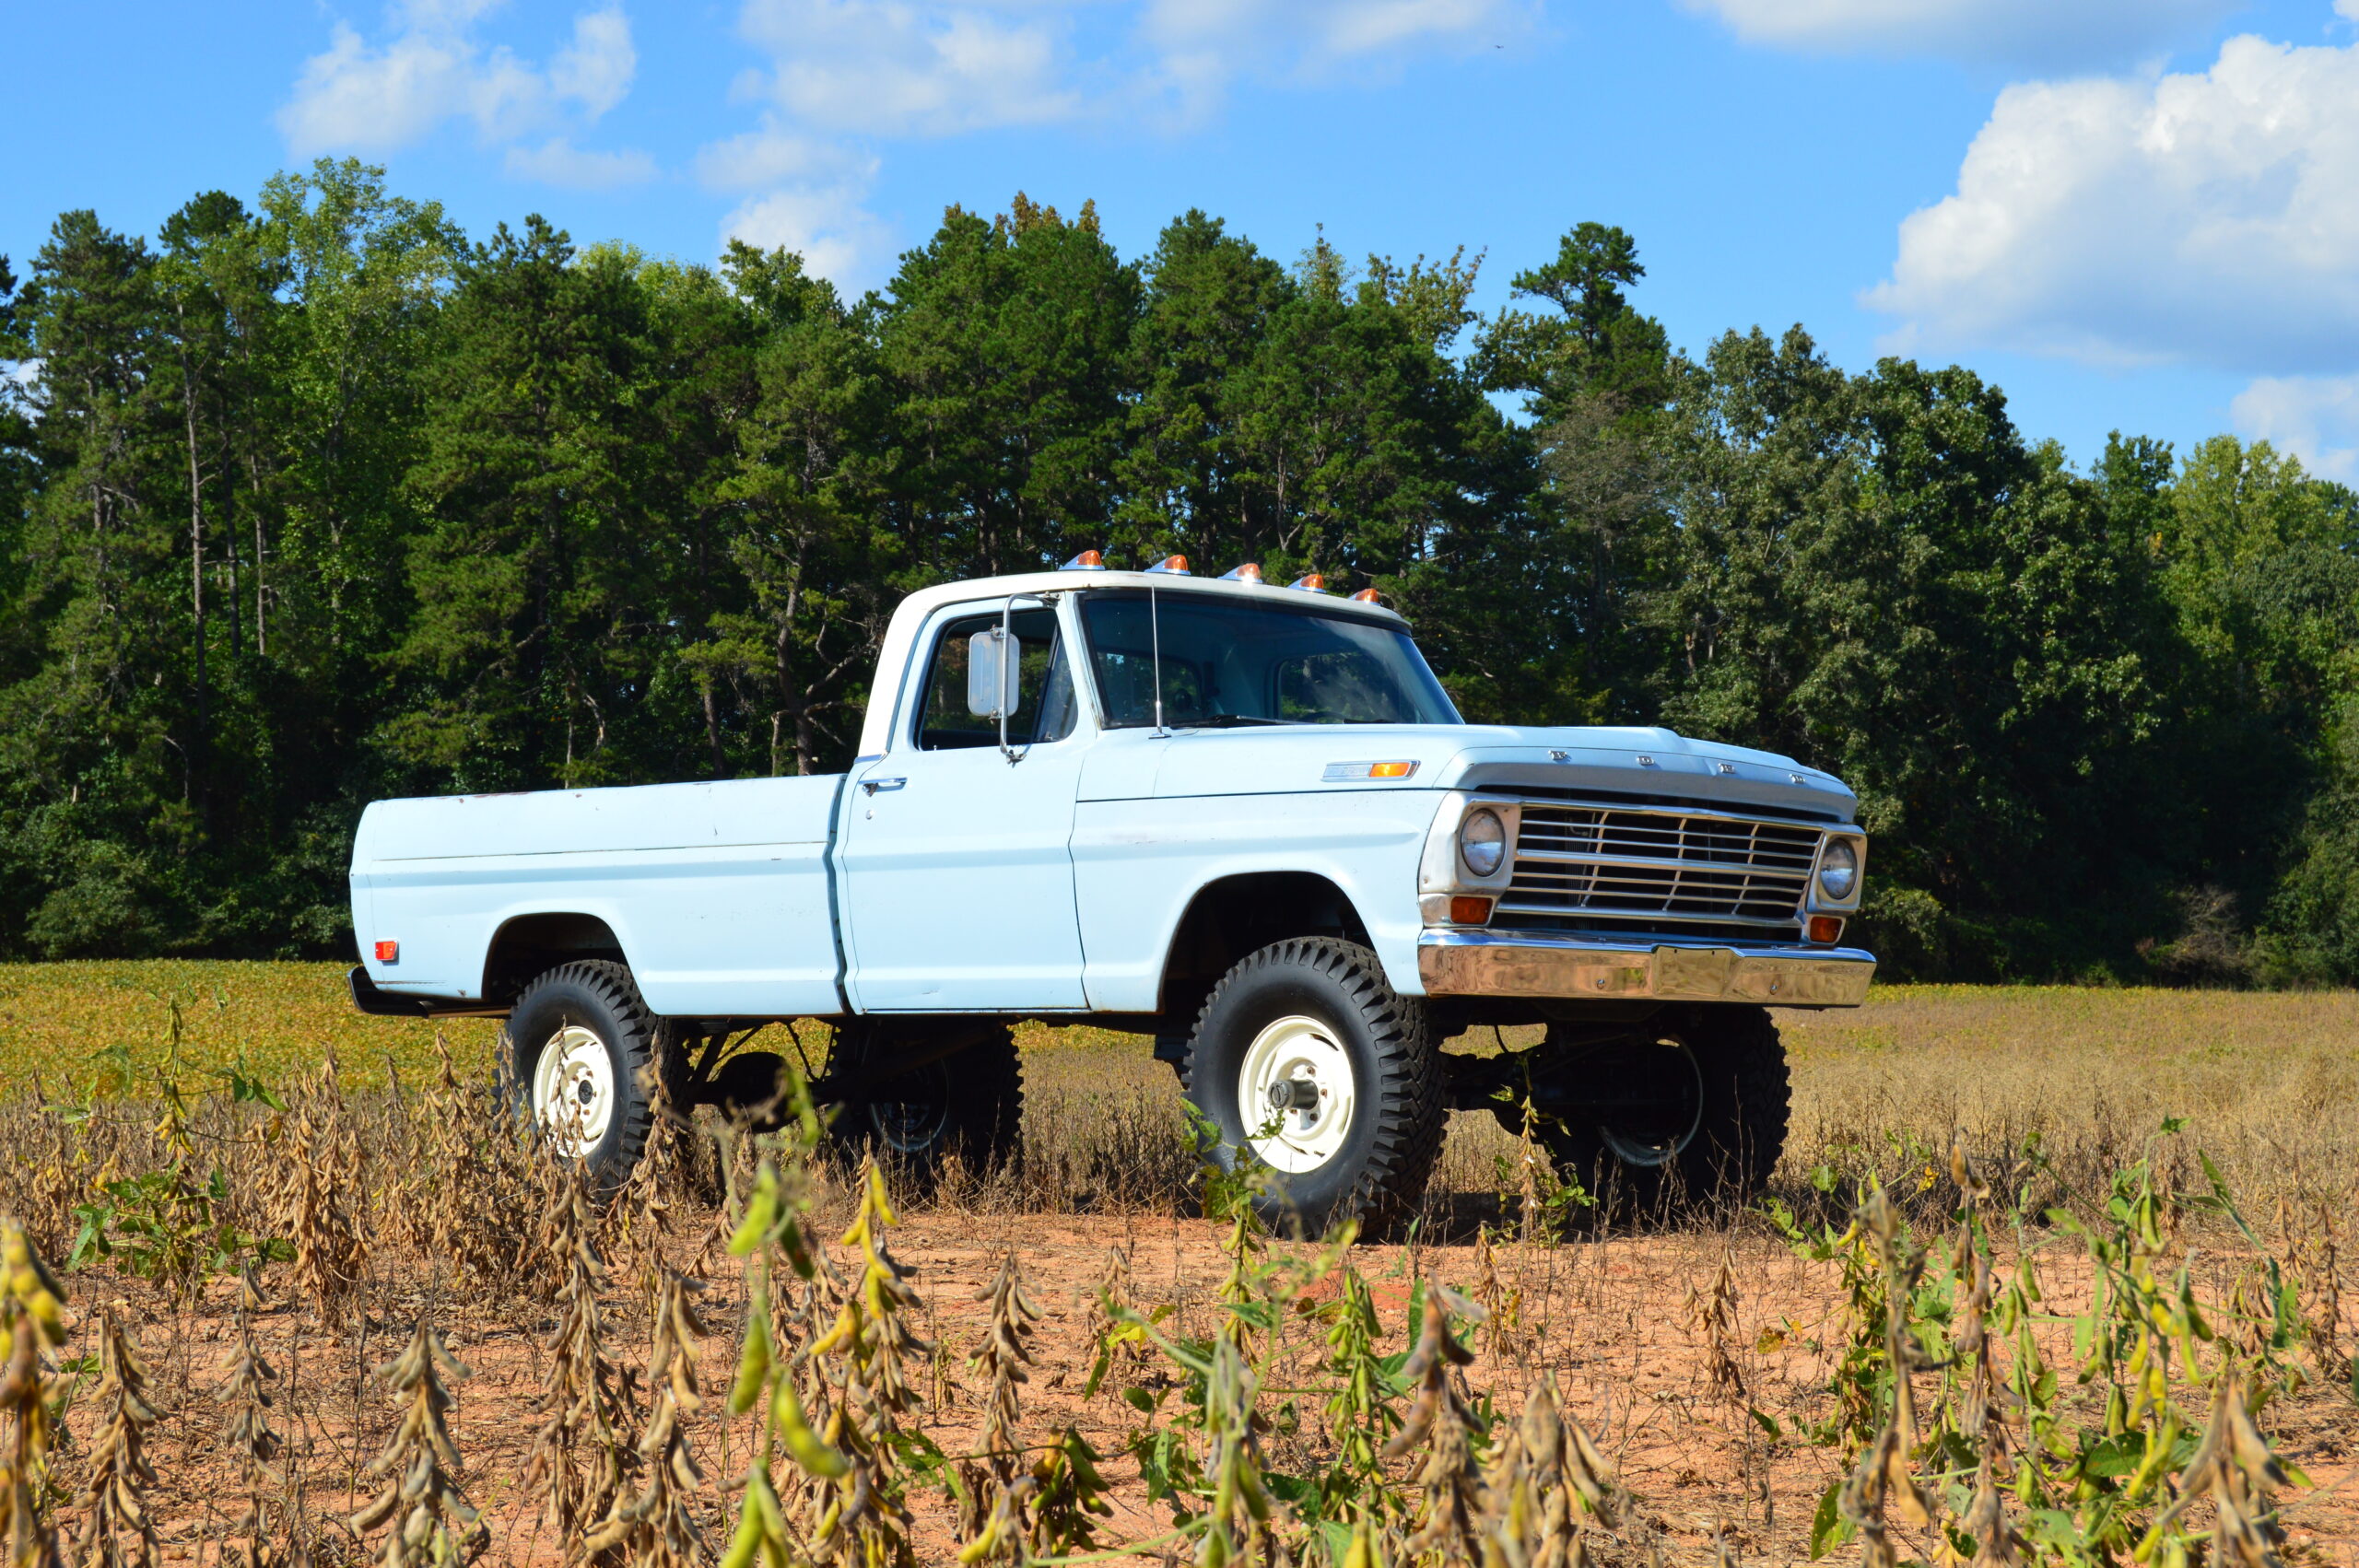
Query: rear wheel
xmin=1183 ymin=938 xmax=1443 ymax=1236
xmin=1535 ymin=1004 xmax=1790 ymax=1213
xmin=826 ymin=1025 xmax=1024 ymax=1184
xmin=504 ymin=960 xmax=661 ymax=1188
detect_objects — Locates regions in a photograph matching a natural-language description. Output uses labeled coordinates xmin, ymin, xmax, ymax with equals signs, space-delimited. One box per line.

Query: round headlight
xmin=1460 ymin=809 xmax=1507 ymax=878
xmin=1817 ymin=838 xmax=1859 ymax=902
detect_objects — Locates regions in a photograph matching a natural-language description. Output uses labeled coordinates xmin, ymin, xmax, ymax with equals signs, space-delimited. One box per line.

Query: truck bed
xmin=350 ymin=775 xmax=848 ymax=1017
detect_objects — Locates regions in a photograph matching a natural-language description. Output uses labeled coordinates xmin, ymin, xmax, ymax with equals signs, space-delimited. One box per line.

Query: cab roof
xmin=855 ymin=568 xmax=1407 ymax=756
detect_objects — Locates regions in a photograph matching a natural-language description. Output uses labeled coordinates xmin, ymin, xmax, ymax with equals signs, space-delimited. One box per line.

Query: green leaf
xmin=1809 ymin=1478 xmax=1852 ymax=1559
xmin=1748 ymin=1408 xmax=1781 ymax=1440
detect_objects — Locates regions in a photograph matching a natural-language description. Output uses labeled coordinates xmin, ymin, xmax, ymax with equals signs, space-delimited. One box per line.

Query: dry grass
xmin=8 ymin=962 xmax=2357 ymax=1217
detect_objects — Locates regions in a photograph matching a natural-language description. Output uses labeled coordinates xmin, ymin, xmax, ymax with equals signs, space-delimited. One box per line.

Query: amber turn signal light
xmin=374 ymin=940 xmax=400 ymax=963
xmin=1449 ymin=895 xmax=1494 ymax=925
xmin=1807 ymin=915 xmax=1843 ymax=944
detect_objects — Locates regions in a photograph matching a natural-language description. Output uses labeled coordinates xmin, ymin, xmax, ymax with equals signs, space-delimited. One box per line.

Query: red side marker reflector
xmin=375 ymin=940 xmax=400 ymax=964
xmin=1807 ymin=915 xmax=1843 ymax=944
xmin=1449 ymin=895 xmax=1494 ymax=926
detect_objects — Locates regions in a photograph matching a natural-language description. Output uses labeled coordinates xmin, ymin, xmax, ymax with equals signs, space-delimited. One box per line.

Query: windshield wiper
xmin=1170 ymin=714 xmax=1297 ymax=729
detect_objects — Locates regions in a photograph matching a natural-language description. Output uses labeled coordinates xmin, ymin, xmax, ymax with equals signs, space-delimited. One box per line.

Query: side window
xmin=915 ymin=606 xmax=1078 ymax=751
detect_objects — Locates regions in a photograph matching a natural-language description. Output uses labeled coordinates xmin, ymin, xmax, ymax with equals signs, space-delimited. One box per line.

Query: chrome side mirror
xmin=966 ymin=627 xmax=1015 ymax=718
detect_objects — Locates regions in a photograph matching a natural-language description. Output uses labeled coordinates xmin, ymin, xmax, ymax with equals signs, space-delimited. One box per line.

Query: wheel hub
xmin=532 ymin=1024 xmax=615 ymax=1157
xmin=863 ymin=1059 xmax=955 ymax=1154
xmin=1237 ymin=1015 xmax=1356 ymax=1174
xmin=1590 ymin=1036 xmax=1705 ymax=1168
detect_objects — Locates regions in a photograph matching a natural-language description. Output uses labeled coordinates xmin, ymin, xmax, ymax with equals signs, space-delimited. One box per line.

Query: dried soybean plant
xmin=1683 ymin=1243 xmax=1745 ymax=1403
xmin=394 ymin=1036 xmax=534 ymax=1297
xmin=348 ymin=1318 xmax=487 ymax=1567
xmin=1387 ymin=1285 xmax=1490 ymax=1563
xmin=215 ymin=1297 xmax=300 ymax=1566
xmin=610 ymin=1048 xmax=692 ymax=1289
xmin=956 ymin=1254 xmax=1039 ymax=1551
xmin=276 ymin=1057 xmax=370 ymax=1329
xmin=1478 ymin=1376 xmax=1620 ymax=1568
xmin=1 ymin=1218 xmax=69 ymax=1568
xmin=522 ymin=1157 xmax=641 ymax=1561
xmin=583 ymin=1268 xmax=711 ymax=1568
xmin=2162 ymin=1369 xmax=2294 ymax=1568
xmin=74 ymin=1316 xmax=161 ymax=1568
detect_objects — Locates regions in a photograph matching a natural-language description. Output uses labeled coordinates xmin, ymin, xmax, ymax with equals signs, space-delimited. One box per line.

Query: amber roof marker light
xmin=1060 ymin=549 xmax=1106 ymax=571
xmin=1219 ymin=563 xmax=1264 ymax=582
xmin=1351 ymin=588 xmax=1382 ymax=603
xmin=1144 ymin=555 xmax=1191 ymax=575
xmin=1288 ymin=573 xmax=1328 ymax=592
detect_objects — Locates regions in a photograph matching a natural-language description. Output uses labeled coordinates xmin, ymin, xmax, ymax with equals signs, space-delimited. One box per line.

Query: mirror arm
xmin=998 ymin=592 xmax=1052 ymax=765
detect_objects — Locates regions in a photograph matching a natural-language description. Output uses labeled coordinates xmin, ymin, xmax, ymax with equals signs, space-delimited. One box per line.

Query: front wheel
xmin=1183 ymin=938 xmax=1444 ymax=1235
xmin=1536 ymin=1004 xmax=1790 ymax=1213
xmin=504 ymin=960 xmax=662 ymax=1188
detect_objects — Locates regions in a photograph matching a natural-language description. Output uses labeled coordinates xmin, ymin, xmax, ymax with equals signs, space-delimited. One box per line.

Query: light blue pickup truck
xmin=348 ymin=556 xmax=1872 ymax=1225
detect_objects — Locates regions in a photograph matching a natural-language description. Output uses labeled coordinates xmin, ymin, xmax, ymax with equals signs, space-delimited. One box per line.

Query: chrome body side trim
xmin=1417 ymin=930 xmax=1877 ymax=1007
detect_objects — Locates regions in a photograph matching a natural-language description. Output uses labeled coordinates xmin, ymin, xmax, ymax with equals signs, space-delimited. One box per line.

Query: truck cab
xmin=349 ymin=555 xmax=1872 ymax=1227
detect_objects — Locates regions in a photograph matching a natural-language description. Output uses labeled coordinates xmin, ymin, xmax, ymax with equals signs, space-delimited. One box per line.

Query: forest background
xmin=3 ymin=158 xmax=2354 ymax=984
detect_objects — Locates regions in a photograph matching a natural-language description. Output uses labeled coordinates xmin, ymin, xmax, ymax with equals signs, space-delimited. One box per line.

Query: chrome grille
xmin=1497 ymin=801 xmax=1822 ymax=936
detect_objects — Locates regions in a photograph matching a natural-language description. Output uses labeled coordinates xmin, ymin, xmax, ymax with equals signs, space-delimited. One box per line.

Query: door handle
xmin=861 ymin=777 xmax=906 ymax=795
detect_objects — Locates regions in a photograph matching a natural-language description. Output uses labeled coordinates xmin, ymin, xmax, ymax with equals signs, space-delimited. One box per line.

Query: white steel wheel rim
xmin=1237 ymin=1014 xmax=1356 ymax=1174
xmin=533 ymin=1024 xmax=616 ymax=1157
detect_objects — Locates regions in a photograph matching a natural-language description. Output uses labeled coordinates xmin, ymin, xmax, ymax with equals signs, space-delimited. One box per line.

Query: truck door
xmin=838 ymin=601 xmax=1088 ymax=1012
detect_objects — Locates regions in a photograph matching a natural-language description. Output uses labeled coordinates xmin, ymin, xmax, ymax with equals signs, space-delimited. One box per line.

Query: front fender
xmin=1072 ymin=790 xmax=1438 ymax=1012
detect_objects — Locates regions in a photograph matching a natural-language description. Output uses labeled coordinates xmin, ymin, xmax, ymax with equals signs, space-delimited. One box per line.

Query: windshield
xmin=1078 ymin=590 xmax=1461 ymax=729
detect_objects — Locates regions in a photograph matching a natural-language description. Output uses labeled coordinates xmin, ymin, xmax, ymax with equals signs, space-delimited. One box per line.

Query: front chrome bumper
xmin=1417 ymin=930 xmax=1877 ymax=1007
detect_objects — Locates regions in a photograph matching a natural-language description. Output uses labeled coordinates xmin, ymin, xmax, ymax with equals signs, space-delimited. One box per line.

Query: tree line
xmin=2 ymin=158 xmax=2353 ymax=983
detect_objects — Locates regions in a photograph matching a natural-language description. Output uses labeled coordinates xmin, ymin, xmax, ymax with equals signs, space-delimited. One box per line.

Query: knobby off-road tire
xmin=827 ymin=1024 xmax=1025 ymax=1189
xmin=504 ymin=959 xmax=662 ymax=1189
xmin=1182 ymin=938 xmax=1445 ymax=1236
xmin=1539 ymin=1003 xmax=1790 ymax=1216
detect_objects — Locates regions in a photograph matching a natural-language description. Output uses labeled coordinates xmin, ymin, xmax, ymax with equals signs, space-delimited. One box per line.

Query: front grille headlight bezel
xmin=1459 ymin=808 xmax=1508 ymax=878
xmin=1419 ymin=791 xmax=1521 ymax=912
xmin=1809 ymin=835 xmax=1866 ymax=910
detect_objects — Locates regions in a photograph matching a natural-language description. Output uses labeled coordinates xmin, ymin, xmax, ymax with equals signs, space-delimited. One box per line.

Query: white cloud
xmin=1866 ymin=33 xmax=2359 ymax=373
xmin=551 ymin=8 xmax=638 ymax=117
xmin=278 ymin=3 xmax=643 ymax=168
xmin=2232 ymin=375 xmax=2359 ymax=483
xmin=701 ymin=0 xmax=1520 ymax=282
xmin=1140 ymin=0 xmax=1523 ymax=117
xmin=697 ymin=120 xmax=876 ymax=191
xmin=737 ymin=0 xmax=1078 ymax=137
xmin=503 ymin=136 xmax=659 ymax=187
xmin=722 ymin=184 xmax=895 ymax=287
xmin=1680 ymin=0 xmax=2242 ymax=70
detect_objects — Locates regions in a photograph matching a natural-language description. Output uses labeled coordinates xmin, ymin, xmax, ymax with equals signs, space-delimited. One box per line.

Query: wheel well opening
xmin=1157 ymin=872 xmax=1372 ymax=1025
xmin=484 ymin=913 xmax=627 ymax=1006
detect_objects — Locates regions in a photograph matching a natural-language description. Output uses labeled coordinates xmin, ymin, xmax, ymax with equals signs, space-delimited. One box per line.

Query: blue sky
xmin=11 ymin=0 xmax=2359 ymax=475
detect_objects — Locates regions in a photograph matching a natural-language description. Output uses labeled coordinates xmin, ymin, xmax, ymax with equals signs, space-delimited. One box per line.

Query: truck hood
xmin=1108 ymin=723 xmax=1857 ymax=824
